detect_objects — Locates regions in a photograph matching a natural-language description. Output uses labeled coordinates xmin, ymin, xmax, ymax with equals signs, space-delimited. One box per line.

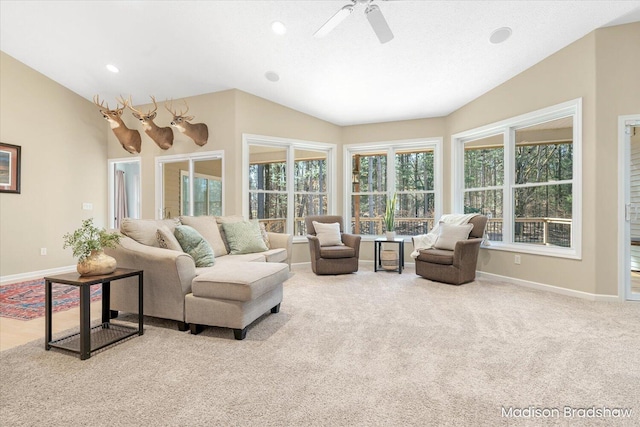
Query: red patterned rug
xmin=0 ymin=278 xmax=101 ymax=321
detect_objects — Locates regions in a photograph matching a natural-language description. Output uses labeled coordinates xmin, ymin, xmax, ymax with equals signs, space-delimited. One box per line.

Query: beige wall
xmin=0 ymin=51 xmax=108 ymax=276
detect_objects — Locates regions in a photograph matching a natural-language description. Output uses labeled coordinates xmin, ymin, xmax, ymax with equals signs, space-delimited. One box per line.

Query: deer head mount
xmin=93 ymin=95 xmax=142 ymax=154
xmin=165 ymin=100 xmax=208 ymax=147
xmin=124 ymin=96 xmax=174 ymax=150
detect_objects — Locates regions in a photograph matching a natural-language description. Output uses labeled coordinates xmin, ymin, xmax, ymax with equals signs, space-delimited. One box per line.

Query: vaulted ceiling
xmin=1 ymin=1 xmax=639 ymax=126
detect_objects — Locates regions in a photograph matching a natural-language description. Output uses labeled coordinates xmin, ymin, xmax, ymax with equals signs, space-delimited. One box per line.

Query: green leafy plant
xmin=384 ymin=192 xmax=397 ymax=232
xmin=63 ymin=218 xmax=121 ymax=261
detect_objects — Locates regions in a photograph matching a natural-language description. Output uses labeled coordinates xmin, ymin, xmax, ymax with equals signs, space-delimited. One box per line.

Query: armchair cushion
xmin=320 ymin=246 xmax=356 ymax=259
xmin=434 ymin=222 xmax=474 ymax=251
xmin=312 ymin=221 xmax=344 ymax=246
xmin=416 ymin=248 xmax=454 ymax=265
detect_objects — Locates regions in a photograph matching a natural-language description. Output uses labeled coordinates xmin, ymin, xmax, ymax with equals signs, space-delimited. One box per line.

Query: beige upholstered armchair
xmin=413 ymin=215 xmax=488 ymax=285
xmin=305 ymin=215 xmax=361 ymax=275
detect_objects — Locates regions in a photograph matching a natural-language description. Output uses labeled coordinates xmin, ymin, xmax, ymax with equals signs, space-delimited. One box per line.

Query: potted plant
xmin=384 ymin=192 xmax=397 ymax=240
xmin=63 ymin=218 xmax=121 ymax=276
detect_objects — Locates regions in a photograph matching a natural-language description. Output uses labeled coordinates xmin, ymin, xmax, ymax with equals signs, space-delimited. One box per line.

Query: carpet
xmin=1 ymin=265 xmax=639 ymax=426
xmin=0 ymin=278 xmax=101 ymax=320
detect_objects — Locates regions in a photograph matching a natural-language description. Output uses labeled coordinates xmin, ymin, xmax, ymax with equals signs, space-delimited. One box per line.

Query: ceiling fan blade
xmin=365 ymin=4 xmax=394 ymax=44
xmin=314 ymin=4 xmax=355 ymax=38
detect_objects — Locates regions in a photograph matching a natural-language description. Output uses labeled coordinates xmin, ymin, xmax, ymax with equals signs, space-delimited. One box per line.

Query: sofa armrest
xmin=341 ymin=233 xmax=361 ymax=258
xmin=267 ymin=232 xmax=293 ymax=268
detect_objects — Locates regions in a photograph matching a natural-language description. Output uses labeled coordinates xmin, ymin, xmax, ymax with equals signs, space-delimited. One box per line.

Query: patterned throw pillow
xmin=156 ymin=225 xmax=183 ymax=251
xmin=174 ymin=225 xmax=215 ymax=267
xmin=221 ymin=220 xmax=269 ymax=255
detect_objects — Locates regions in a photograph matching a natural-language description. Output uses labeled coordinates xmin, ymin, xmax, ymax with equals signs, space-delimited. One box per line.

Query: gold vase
xmin=77 ymin=250 xmax=117 ymax=276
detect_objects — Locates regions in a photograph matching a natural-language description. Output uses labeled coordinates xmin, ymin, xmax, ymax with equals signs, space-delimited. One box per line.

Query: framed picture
xmin=0 ymin=143 xmax=21 ymax=194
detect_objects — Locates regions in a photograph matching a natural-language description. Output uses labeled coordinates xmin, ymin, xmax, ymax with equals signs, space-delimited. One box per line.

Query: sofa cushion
xmin=156 ymin=225 xmax=182 ymax=251
xmin=121 ymin=218 xmax=180 ymax=248
xmin=192 ymin=262 xmax=289 ymax=302
xmin=417 ymin=248 xmax=454 ymax=265
xmin=222 ymin=220 xmax=269 ymax=255
xmin=180 ymin=216 xmax=228 ymax=257
xmin=174 ymin=225 xmax=215 ymax=268
xmin=312 ymin=221 xmax=344 ymax=247
xmin=434 ymin=222 xmax=474 ymax=251
xmin=320 ymin=245 xmax=356 ymax=259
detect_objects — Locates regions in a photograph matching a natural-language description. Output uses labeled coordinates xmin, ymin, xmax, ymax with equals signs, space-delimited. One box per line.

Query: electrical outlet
xmin=40 ymin=248 xmax=47 ymax=256
xmin=82 ymin=202 xmax=93 ymax=210
xmin=514 ymin=254 xmax=521 ymax=265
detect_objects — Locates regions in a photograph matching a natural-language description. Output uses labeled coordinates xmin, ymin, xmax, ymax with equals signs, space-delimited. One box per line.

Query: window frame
xmin=452 ymin=98 xmax=582 ymax=259
xmin=179 ymin=170 xmax=222 ymax=217
xmin=344 ymin=138 xmax=443 ymax=239
xmin=242 ymin=134 xmax=337 ymax=241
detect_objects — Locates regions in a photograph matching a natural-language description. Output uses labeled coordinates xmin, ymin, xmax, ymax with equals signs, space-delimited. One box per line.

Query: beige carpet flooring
xmin=1 ymin=264 xmax=639 ymax=426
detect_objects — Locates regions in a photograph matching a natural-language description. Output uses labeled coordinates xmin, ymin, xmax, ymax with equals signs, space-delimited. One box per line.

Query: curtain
xmin=115 ymin=170 xmax=128 ymax=229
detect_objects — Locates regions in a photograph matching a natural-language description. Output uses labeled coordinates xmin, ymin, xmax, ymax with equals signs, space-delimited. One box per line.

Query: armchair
xmin=305 ymin=215 xmax=361 ymax=275
xmin=413 ymin=215 xmax=488 ymax=285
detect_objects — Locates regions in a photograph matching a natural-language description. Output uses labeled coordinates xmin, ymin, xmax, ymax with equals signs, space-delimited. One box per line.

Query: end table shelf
xmin=44 ymin=268 xmax=143 ymax=360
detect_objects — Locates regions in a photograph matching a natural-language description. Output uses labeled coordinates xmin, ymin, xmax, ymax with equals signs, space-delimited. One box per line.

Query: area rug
xmin=1 ymin=265 xmax=639 ymax=426
xmin=0 ymin=278 xmax=101 ymax=320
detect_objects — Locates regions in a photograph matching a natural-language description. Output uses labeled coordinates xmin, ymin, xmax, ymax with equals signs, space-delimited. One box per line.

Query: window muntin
xmin=453 ymin=99 xmax=581 ymax=258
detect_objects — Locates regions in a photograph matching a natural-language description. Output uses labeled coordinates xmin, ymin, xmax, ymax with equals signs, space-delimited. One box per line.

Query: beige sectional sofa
xmin=105 ymin=215 xmax=292 ymax=340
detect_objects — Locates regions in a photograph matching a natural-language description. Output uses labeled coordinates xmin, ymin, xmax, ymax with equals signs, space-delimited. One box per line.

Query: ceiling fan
xmin=314 ymin=0 xmax=394 ymax=44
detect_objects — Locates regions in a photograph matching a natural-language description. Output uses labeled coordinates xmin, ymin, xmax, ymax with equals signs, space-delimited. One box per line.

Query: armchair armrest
xmin=452 ymin=238 xmax=483 ymax=268
xmin=341 ymin=233 xmax=362 ymax=258
xmin=306 ymin=235 xmax=322 ymax=260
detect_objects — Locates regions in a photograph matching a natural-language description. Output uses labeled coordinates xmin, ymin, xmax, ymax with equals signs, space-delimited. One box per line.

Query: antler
xmin=180 ymin=100 xmax=190 ymax=116
xmin=124 ymin=95 xmax=156 ymax=117
xmin=164 ymin=99 xmax=177 ymax=116
xmin=148 ymin=96 xmax=159 ymax=114
xmin=93 ymin=94 xmax=109 ymax=110
xmin=114 ymin=94 xmax=130 ymax=112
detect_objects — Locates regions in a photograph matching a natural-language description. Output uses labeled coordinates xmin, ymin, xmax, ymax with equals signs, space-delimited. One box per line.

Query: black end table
xmin=44 ymin=268 xmax=143 ymax=360
xmin=374 ymin=237 xmax=405 ymax=274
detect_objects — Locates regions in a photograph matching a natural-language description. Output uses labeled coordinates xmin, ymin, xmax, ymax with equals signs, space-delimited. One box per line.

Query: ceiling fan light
xmin=366 ymin=4 xmax=394 ymax=44
xmin=314 ymin=4 xmax=354 ymax=38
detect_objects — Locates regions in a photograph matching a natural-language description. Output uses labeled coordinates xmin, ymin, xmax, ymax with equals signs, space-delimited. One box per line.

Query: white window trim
xmin=242 ymin=134 xmax=337 ymax=242
xmin=344 ymin=138 xmax=443 ymax=239
xmin=452 ymin=98 xmax=582 ymax=259
xmin=155 ymin=150 xmax=225 ymax=219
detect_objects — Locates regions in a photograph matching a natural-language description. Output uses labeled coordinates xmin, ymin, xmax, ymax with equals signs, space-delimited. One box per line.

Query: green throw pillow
xmin=174 ymin=225 xmax=215 ymax=267
xmin=222 ymin=220 xmax=269 ymax=255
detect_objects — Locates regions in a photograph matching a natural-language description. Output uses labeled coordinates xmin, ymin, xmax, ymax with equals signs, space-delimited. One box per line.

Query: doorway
xmin=108 ymin=158 xmax=141 ymax=229
xmin=619 ymin=115 xmax=640 ymax=301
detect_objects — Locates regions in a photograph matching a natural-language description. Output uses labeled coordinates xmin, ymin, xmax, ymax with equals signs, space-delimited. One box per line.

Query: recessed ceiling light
xmin=489 ymin=27 xmax=512 ymax=44
xmin=271 ymin=21 xmax=287 ymax=35
xmin=106 ymin=64 xmax=119 ymax=73
xmin=265 ymin=71 xmax=280 ymax=82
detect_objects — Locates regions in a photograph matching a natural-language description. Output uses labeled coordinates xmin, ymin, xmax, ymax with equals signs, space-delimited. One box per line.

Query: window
xmin=155 ymin=151 xmax=224 ymax=219
xmin=243 ymin=135 xmax=335 ymax=237
xmin=346 ymin=139 xmax=442 ymax=236
xmin=453 ymin=99 xmax=581 ymax=258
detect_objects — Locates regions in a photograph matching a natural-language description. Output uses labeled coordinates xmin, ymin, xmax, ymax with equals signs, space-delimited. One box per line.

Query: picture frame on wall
xmin=0 ymin=143 xmax=21 ymax=194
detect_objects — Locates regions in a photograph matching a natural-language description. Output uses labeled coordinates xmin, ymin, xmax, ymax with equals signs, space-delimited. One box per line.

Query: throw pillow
xmin=221 ymin=220 xmax=269 ymax=255
xmin=215 ymin=215 xmax=245 ymax=253
xmin=180 ymin=215 xmax=228 ymax=257
xmin=433 ymin=222 xmax=474 ymax=251
xmin=312 ymin=221 xmax=343 ymax=247
xmin=173 ymin=225 xmax=215 ymax=267
xmin=259 ymin=222 xmax=271 ymax=249
xmin=156 ymin=225 xmax=183 ymax=251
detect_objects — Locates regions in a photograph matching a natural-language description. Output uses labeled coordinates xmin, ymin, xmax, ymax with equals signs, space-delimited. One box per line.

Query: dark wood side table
xmin=374 ymin=237 xmax=405 ymax=274
xmin=44 ymin=268 xmax=143 ymax=360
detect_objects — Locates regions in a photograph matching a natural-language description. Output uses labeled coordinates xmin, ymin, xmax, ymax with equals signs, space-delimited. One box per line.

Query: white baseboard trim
xmin=0 ymin=265 xmax=76 ymax=286
xmin=477 ymin=271 xmax=620 ymax=302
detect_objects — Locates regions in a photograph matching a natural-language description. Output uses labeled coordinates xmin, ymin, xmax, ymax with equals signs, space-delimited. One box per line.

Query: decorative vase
xmin=381 ymin=249 xmax=399 ymax=270
xmin=385 ymin=231 xmax=396 ymax=241
xmin=77 ymin=250 xmax=117 ymax=276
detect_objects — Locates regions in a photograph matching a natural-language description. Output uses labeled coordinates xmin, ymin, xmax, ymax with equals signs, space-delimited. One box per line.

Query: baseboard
xmin=476 ymin=271 xmax=620 ymax=302
xmin=0 ymin=265 xmax=76 ymax=286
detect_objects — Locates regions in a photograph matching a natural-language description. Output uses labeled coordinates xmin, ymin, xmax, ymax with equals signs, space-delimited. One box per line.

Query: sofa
xmin=105 ymin=215 xmax=293 ymax=339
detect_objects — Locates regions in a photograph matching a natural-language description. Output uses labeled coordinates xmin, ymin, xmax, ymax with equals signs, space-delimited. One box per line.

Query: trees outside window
xmin=453 ymin=99 xmax=581 ymax=258
xmin=347 ymin=139 xmax=442 ymax=236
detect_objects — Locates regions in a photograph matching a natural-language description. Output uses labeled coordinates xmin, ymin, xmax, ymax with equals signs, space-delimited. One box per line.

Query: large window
xmin=453 ymin=99 xmax=581 ymax=258
xmin=181 ymin=171 xmax=222 ymax=216
xmin=244 ymin=135 xmax=335 ymax=237
xmin=346 ymin=139 xmax=442 ymax=236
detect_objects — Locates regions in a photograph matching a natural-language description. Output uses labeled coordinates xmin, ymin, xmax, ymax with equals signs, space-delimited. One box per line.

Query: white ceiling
xmin=1 ymin=1 xmax=639 ymax=126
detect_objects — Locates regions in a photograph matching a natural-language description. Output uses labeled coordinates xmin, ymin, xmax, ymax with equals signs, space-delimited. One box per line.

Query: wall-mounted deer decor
xmin=93 ymin=95 xmax=142 ymax=154
xmin=124 ymin=95 xmax=174 ymax=150
xmin=164 ymin=100 xmax=208 ymax=146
